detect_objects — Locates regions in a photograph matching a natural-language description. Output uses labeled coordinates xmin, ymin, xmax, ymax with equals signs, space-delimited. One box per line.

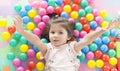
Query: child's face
xmin=49 ymin=24 xmax=70 ymax=47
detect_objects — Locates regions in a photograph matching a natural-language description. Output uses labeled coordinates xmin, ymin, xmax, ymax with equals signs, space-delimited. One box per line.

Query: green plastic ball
xmin=75 ymin=22 xmax=82 ymax=31
xmin=14 ymin=4 xmax=22 ymax=12
xmin=19 ymin=53 xmax=27 ymax=61
xmin=7 ymin=52 xmax=15 ymax=60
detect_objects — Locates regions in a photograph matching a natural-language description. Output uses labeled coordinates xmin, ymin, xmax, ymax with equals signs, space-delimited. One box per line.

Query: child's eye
xmin=51 ymin=31 xmax=55 ymax=34
xmin=59 ymin=32 xmax=63 ymax=34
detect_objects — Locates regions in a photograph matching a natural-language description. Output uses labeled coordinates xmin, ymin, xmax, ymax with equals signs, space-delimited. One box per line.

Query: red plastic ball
xmin=55 ymin=6 xmax=62 ymax=15
xmin=79 ymin=17 xmax=87 ymax=25
xmin=27 ymin=60 xmax=36 ymax=70
xmin=74 ymin=0 xmax=81 ymax=4
xmin=102 ymin=65 xmax=110 ymax=71
xmin=94 ymin=50 xmax=102 ymax=59
xmin=108 ymin=41 xmax=116 ymax=49
xmin=110 ymin=68 xmax=118 ymax=71
xmin=83 ymin=24 xmax=91 ymax=33
xmin=63 ymin=0 xmax=70 ymax=5
xmin=25 ymin=69 xmax=31 ymax=71
xmin=8 ymin=25 xmax=16 ymax=34
xmin=101 ymin=54 xmax=109 ymax=62
xmin=72 ymin=4 xmax=79 ymax=11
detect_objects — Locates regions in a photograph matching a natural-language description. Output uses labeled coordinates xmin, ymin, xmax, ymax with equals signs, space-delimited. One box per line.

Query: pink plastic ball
xmin=73 ymin=30 xmax=79 ymax=37
xmin=86 ymin=51 xmax=94 ymax=60
xmin=95 ymin=16 xmax=103 ymax=24
xmin=12 ymin=58 xmax=21 ymax=67
xmin=27 ymin=49 xmax=35 ymax=58
xmin=38 ymin=22 xmax=46 ymax=30
xmin=32 ymin=1 xmax=40 ymax=9
xmin=40 ymin=1 xmax=48 ymax=8
xmin=42 ymin=15 xmax=50 ymax=23
xmin=79 ymin=30 xmax=87 ymax=38
xmin=46 ymin=6 xmax=54 ymax=14
xmin=33 ymin=28 xmax=42 ymax=36
xmin=68 ymin=18 xmax=75 ymax=23
xmin=39 ymin=8 xmax=47 ymax=16
xmin=34 ymin=15 xmax=41 ymax=24
xmin=92 ymin=9 xmax=99 ymax=17
xmin=16 ymin=66 xmax=25 ymax=71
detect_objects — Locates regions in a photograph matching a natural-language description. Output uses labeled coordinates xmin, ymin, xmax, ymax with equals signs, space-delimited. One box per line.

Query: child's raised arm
xmin=74 ymin=20 xmax=119 ymax=53
xmin=14 ymin=16 xmax=47 ymax=56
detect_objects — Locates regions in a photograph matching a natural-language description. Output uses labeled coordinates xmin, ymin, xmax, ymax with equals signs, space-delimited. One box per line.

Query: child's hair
xmin=41 ymin=14 xmax=75 ymax=42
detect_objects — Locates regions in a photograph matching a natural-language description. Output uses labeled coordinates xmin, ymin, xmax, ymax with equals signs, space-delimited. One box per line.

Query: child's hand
xmin=14 ymin=16 xmax=24 ymax=33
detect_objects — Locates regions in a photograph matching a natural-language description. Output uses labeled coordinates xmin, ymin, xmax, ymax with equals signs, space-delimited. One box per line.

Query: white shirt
xmin=44 ymin=41 xmax=82 ymax=71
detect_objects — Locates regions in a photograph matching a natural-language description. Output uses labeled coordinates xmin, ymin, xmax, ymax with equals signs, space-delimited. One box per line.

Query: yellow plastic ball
xmin=109 ymin=57 xmax=118 ymax=66
xmin=63 ymin=5 xmax=71 ymax=13
xmin=101 ymin=21 xmax=109 ymax=28
xmin=20 ymin=44 xmax=29 ymax=52
xmin=26 ymin=22 xmax=35 ymax=30
xmin=96 ymin=59 xmax=104 ymax=68
xmin=36 ymin=62 xmax=45 ymax=70
xmin=28 ymin=9 xmax=37 ymax=18
xmin=87 ymin=60 xmax=95 ymax=68
xmin=99 ymin=10 xmax=107 ymax=18
xmin=86 ymin=13 xmax=94 ymax=21
xmin=70 ymin=11 xmax=79 ymax=19
xmin=36 ymin=52 xmax=41 ymax=60
xmin=0 ymin=19 xmax=7 ymax=27
xmin=1 ymin=32 xmax=11 ymax=40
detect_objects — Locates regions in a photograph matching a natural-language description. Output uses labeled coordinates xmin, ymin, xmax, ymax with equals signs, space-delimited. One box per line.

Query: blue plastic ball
xmin=60 ymin=12 xmax=69 ymax=19
xmin=81 ymin=46 xmax=89 ymax=54
xmin=19 ymin=10 xmax=27 ymax=17
xmin=55 ymin=0 xmax=63 ymax=6
xmin=22 ymin=16 xmax=30 ymax=24
xmin=89 ymin=21 xmax=98 ymax=29
xmin=100 ymin=44 xmax=108 ymax=53
xmin=24 ymin=4 xmax=32 ymax=11
xmin=102 ymin=36 xmax=110 ymax=44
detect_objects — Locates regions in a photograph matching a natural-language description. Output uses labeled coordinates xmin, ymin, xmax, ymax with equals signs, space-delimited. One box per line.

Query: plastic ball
xmin=108 ymin=49 xmax=116 ymax=57
xmin=26 ymin=22 xmax=35 ymax=30
xmin=7 ymin=52 xmax=15 ymax=60
xmin=96 ymin=59 xmax=104 ymax=68
xmin=110 ymin=28 xmax=119 ymax=37
xmin=41 ymin=38 xmax=48 ymax=43
xmin=32 ymin=1 xmax=40 ymax=9
xmin=40 ymin=1 xmax=48 ymax=8
xmin=100 ymin=44 xmax=108 ymax=53
xmin=19 ymin=36 xmax=28 ymax=44
xmin=99 ymin=10 xmax=107 ymax=18
xmin=39 ymin=8 xmax=47 ymax=16
xmin=63 ymin=0 xmax=70 ymax=5
xmin=36 ymin=62 xmax=45 ymax=70
xmin=48 ymin=0 xmax=55 ymax=7
xmin=36 ymin=52 xmax=41 ymax=60
xmin=87 ymin=60 xmax=95 ymax=68
xmin=93 ymin=37 xmax=102 ymax=46
xmin=102 ymin=65 xmax=110 ymax=71
xmin=0 ymin=18 xmax=7 ymax=27
xmin=78 ymin=9 xmax=86 ymax=17
xmin=86 ymin=51 xmax=94 ymax=59
xmin=55 ymin=0 xmax=63 ymax=6
xmin=92 ymin=9 xmax=99 ymax=17
xmin=33 ymin=28 xmax=42 ymax=36
xmin=38 ymin=22 xmax=46 ymax=30
xmin=72 ymin=4 xmax=79 ymax=11
xmin=8 ymin=25 xmax=16 ymax=34
xmin=60 ymin=12 xmax=69 ymax=18
xmin=28 ymin=9 xmax=37 ymax=18
xmin=19 ymin=10 xmax=27 ymax=17
xmin=19 ymin=53 xmax=27 ymax=61
xmin=33 ymin=15 xmax=41 ymax=24
xmin=42 ymin=15 xmax=50 ymax=23
xmin=86 ymin=13 xmax=94 ymax=21
xmin=14 ymin=4 xmax=22 ymax=12
xmin=102 ymin=36 xmax=110 ymax=44
xmin=70 ymin=11 xmax=79 ymax=19
xmin=89 ymin=21 xmax=98 ymax=29
xmin=109 ymin=57 xmax=118 ymax=66
xmin=81 ymin=46 xmax=89 ymax=54
xmin=27 ymin=49 xmax=35 ymax=58
xmin=13 ymin=32 xmax=22 ymax=40
xmin=12 ymin=58 xmax=21 ymax=67
xmin=16 ymin=66 xmax=25 ymax=71
xmin=22 ymin=16 xmax=30 ymax=24
xmin=28 ymin=60 xmax=36 ymax=70
xmin=75 ymin=22 xmax=82 ymax=31
xmin=79 ymin=30 xmax=87 ymax=38
xmin=94 ymin=50 xmax=102 ymax=59
xmin=9 ymin=39 xmax=18 ymax=47
xmin=54 ymin=6 xmax=62 ymax=14
xmin=1 ymin=32 xmax=11 ymax=40
xmin=81 ymin=0 xmax=88 ymax=8
xmin=79 ymin=17 xmax=87 ymax=25
xmin=77 ymin=53 xmax=85 ymax=61
xmin=85 ymin=6 xmax=92 ymax=14
xmin=108 ymin=41 xmax=116 ymax=49
xmin=20 ymin=44 xmax=29 ymax=52
xmin=89 ymin=43 xmax=98 ymax=51
xmin=25 ymin=4 xmax=32 ymax=11
xmin=110 ymin=68 xmax=118 ymax=71
xmin=73 ymin=30 xmax=79 ymax=37
xmin=74 ymin=0 xmax=81 ymax=4
xmin=101 ymin=54 xmax=109 ymax=62
xmin=68 ymin=18 xmax=75 ymax=23
xmin=46 ymin=6 xmax=54 ymax=14
xmin=101 ymin=21 xmax=109 ymax=28
xmin=25 ymin=69 xmax=31 ymax=71
xmin=32 ymin=45 xmax=39 ymax=52
xmin=102 ymin=31 xmax=110 ymax=36
xmin=95 ymin=16 xmax=103 ymax=24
